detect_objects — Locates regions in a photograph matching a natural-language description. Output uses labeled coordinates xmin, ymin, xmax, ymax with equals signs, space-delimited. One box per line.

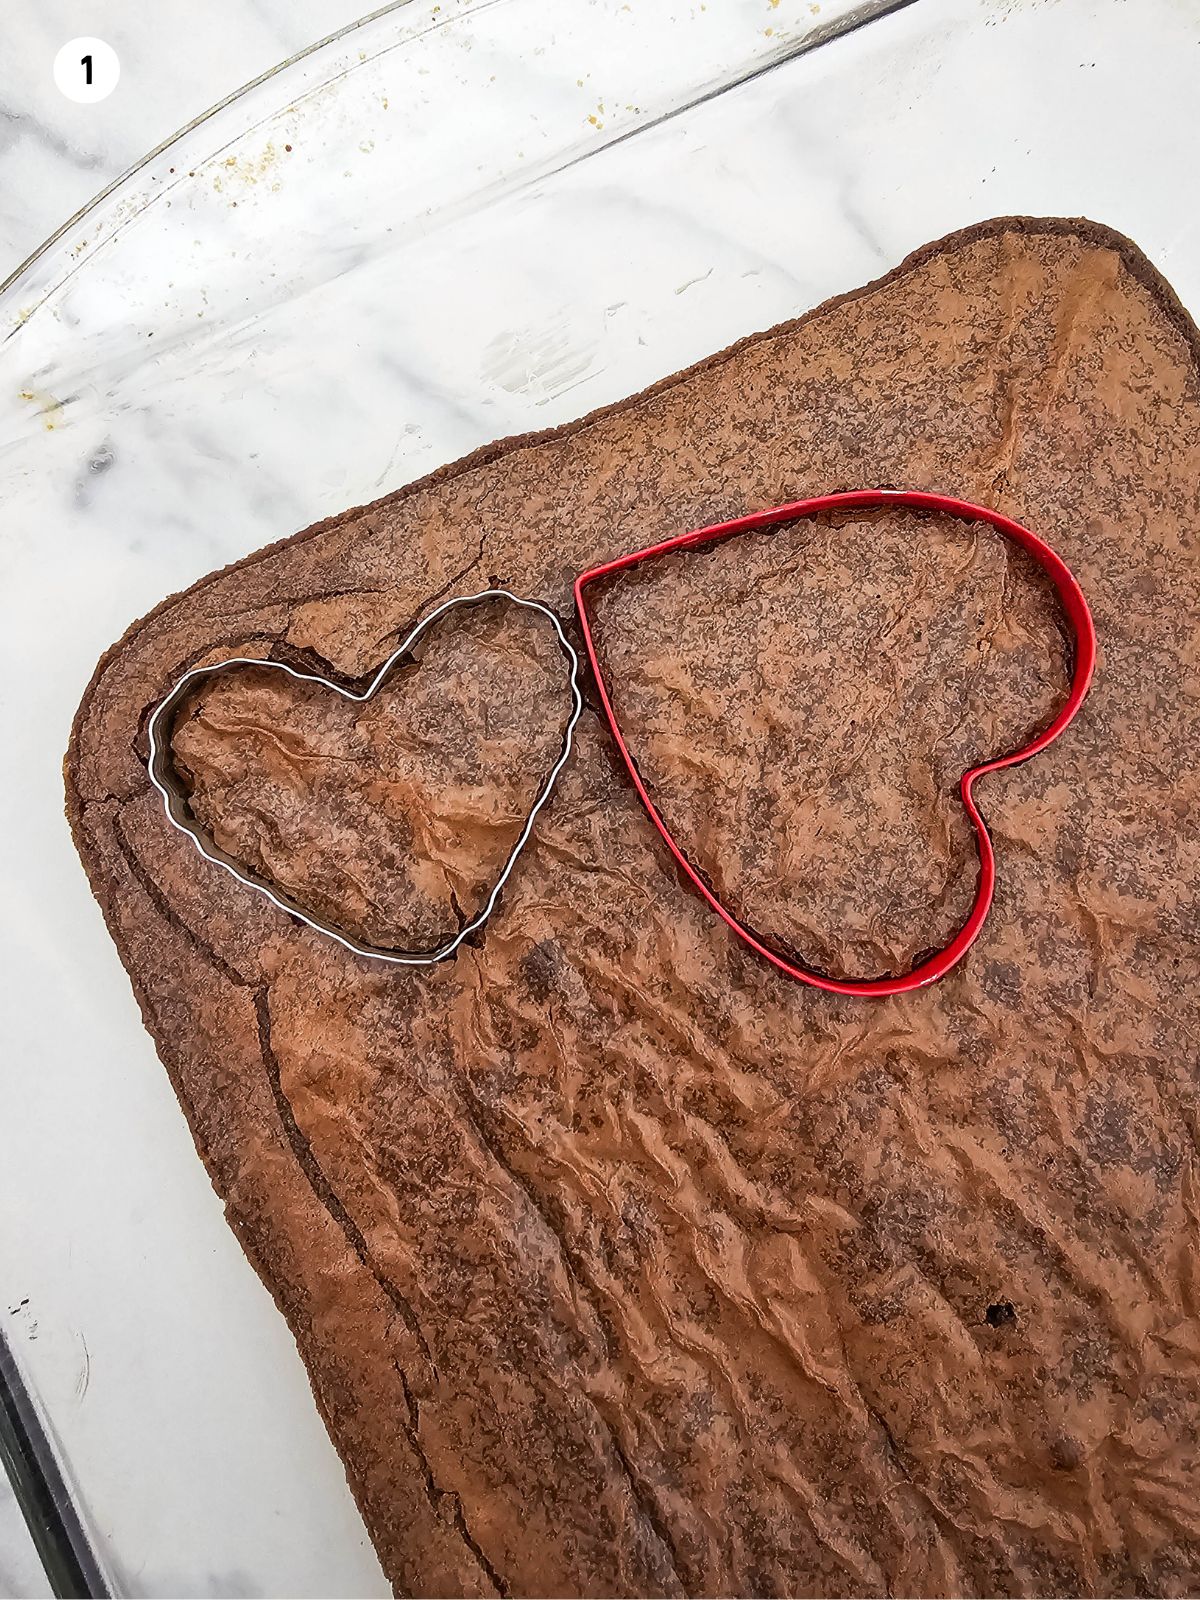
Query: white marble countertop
xmin=2 ymin=1 xmax=1199 ymax=1596
xmin=0 ymin=0 xmax=383 ymax=281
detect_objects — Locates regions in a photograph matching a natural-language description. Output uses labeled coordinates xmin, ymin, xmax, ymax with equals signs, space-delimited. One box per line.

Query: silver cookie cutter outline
xmin=146 ymin=587 xmax=583 ymax=965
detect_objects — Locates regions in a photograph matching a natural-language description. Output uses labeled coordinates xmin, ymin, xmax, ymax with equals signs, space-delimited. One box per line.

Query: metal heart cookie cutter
xmin=146 ymin=491 xmax=1095 ymax=995
xmin=147 ymin=588 xmax=583 ymax=965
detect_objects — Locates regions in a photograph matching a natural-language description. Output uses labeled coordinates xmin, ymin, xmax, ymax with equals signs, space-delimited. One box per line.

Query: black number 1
xmin=81 ymin=54 xmax=93 ymax=84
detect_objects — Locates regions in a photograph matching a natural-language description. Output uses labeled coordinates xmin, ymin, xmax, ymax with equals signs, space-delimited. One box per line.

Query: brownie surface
xmin=67 ymin=218 xmax=1200 ymax=1597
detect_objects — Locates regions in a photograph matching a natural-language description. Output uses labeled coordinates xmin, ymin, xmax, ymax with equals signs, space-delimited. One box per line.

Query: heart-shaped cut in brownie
xmin=147 ymin=589 xmax=582 ymax=963
xmin=575 ymin=489 xmax=1095 ymax=997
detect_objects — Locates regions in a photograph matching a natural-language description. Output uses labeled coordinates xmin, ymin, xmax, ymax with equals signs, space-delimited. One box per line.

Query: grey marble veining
xmin=0 ymin=0 xmax=386 ymax=280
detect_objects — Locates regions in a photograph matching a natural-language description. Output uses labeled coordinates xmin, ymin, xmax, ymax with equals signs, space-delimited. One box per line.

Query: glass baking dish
xmin=2 ymin=0 xmax=1198 ymax=1591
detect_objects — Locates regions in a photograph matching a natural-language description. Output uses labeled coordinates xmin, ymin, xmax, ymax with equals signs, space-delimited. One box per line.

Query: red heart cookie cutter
xmin=574 ymin=489 xmax=1096 ymax=997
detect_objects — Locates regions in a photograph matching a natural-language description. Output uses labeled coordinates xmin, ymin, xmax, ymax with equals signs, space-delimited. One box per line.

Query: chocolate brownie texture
xmin=66 ymin=218 xmax=1200 ymax=1597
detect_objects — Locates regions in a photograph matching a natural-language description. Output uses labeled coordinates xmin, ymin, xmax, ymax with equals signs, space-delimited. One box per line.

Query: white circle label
xmin=54 ymin=37 xmax=120 ymax=104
